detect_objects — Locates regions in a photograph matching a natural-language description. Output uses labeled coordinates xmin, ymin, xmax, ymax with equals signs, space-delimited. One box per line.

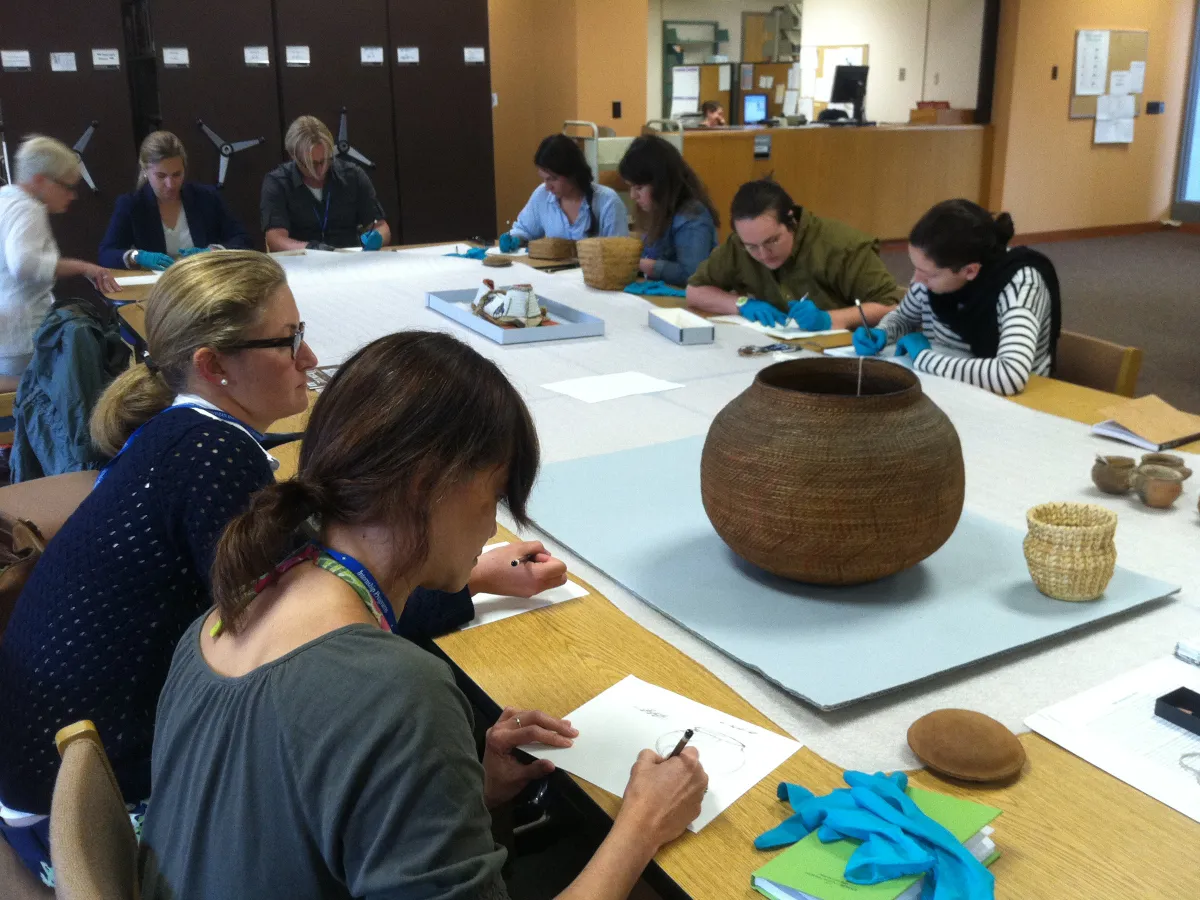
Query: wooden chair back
xmin=49 ymin=722 xmax=140 ymax=900
xmin=0 ymin=391 xmax=15 ymax=445
xmin=1055 ymin=330 xmax=1142 ymax=398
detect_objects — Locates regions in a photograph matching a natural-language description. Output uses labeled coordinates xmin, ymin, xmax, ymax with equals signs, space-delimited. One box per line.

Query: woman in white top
xmin=853 ymin=199 xmax=1061 ymax=397
xmin=98 ymin=131 xmax=251 ymax=271
xmin=0 ymin=135 xmax=120 ymax=385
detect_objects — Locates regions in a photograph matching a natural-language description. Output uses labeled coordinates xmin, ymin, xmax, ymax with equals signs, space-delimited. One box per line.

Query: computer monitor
xmin=742 ymin=93 xmax=768 ymax=125
xmin=830 ymin=65 xmax=870 ymax=124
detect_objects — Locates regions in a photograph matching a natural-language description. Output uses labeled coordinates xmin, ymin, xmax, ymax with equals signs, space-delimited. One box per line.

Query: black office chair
xmin=817 ymin=108 xmax=848 ymax=123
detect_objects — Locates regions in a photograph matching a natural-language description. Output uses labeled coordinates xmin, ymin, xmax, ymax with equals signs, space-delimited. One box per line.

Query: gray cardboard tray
xmin=426 ymin=289 xmax=604 ymax=345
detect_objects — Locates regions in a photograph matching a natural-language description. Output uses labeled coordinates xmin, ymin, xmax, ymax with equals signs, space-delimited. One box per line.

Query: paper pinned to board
xmin=542 ymin=372 xmax=684 ymax=404
xmin=114 ymin=273 xmax=162 ymax=286
xmin=1110 ymin=69 xmax=1132 ymax=96
xmin=799 ymin=46 xmax=819 ymax=70
xmin=672 ymin=65 xmax=700 ymax=101
xmin=718 ymin=64 xmax=731 ymax=91
xmin=1075 ymin=29 xmax=1110 ymax=96
xmin=1129 ymin=60 xmax=1147 ymax=94
xmin=759 ymin=75 xmax=774 ymax=89
xmin=521 ymin=675 xmax=802 ymax=832
xmin=775 ymin=84 xmax=786 ymax=105
xmin=463 ymin=541 xmax=589 ymax=630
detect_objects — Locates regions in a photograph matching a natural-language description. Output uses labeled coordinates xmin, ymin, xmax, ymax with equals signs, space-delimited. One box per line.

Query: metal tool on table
xmin=738 ymin=342 xmax=804 ymax=357
xmin=197 ymin=119 xmax=265 ymax=188
xmin=336 ymin=107 xmax=375 ymax=168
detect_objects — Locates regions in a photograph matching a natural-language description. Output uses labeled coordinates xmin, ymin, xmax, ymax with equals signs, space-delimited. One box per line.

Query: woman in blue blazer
xmin=98 ymin=131 xmax=250 ymax=270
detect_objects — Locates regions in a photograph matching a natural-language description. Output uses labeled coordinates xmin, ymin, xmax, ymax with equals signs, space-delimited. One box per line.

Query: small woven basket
xmin=527 ymin=238 xmax=576 ymax=260
xmin=577 ymin=237 xmax=644 ymax=291
xmin=1023 ymin=502 xmax=1117 ymax=602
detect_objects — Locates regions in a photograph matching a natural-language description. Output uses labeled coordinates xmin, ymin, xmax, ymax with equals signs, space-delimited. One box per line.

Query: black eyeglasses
xmin=224 ymin=322 xmax=306 ymax=358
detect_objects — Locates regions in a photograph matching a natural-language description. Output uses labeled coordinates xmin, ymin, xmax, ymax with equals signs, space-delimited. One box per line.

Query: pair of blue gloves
xmin=135 ymin=246 xmax=210 ymax=271
xmin=444 ymin=246 xmax=488 ymax=260
xmin=624 ymin=280 xmax=686 ymax=297
xmin=853 ymin=327 xmax=931 ymax=360
xmin=756 ymin=771 xmax=994 ymax=900
xmin=498 ymin=232 xmax=522 ymax=254
xmin=740 ymin=298 xmax=832 ymax=331
xmin=360 ymin=229 xmax=383 ymax=251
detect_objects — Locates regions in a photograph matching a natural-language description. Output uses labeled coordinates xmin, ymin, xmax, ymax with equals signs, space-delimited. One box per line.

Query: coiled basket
xmin=1023 ymin=502 xmax=1117 ymax=601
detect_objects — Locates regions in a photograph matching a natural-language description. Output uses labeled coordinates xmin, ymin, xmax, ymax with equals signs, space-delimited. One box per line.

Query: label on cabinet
xmin=1 ymin=50 xmax=32 ymax=72
xmin=243 ymin=46 xmax=270 ymax=67
xmin=463 ymin=47 xmax=486 ymax=64
xmin=91 ymin=48 xmax=121 ymax=69
xmin=50 ymin=52 xmax=78 ymax=73
xmin=360 ymin=46 xmax=384 ymax=66
xmin=285 ymin=45 xmax=311 ymax=67
xmin=396 ymin=47 xmax=420 ymax=65
xmin=753 ymin=134 xmax=771 ymax=160
xmin=162 ymin=47 xmax=190 ymax=68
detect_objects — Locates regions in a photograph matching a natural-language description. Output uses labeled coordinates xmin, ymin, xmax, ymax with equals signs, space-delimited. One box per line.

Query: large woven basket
xmin=577 ymin=237 xmax=644 ymax=291
xmin=527 ymin=238 xmax=576 ymax=260
xmin=1023 ymin=502 xmax=1117 ymax=602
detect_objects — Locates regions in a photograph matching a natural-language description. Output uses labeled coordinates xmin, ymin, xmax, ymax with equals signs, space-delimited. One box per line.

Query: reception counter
xmin=682 ymin=124 xmax=990 ymax=241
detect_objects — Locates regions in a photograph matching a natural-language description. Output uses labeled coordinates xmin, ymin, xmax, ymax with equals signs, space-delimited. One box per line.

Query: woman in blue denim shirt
xmin=618 ymin=135 xmax=719 ymax=286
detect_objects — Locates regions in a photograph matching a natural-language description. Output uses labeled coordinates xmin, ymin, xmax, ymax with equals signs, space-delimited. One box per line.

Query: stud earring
xmin=220 ymin=378 xmax=229 ymax=386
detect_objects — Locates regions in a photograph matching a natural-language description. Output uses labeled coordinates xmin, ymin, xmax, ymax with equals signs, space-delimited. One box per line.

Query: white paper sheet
xmin=162 ymin=47 xmax=189 ymax=67
xmin=786 ymin=65 xmax=801 ymax=90
xmin=91 ymin=48 xmax=121 ymax=69
xmin=708 ymin=315 xmax=846 ymax=341
xmin=243 ymin=45 xmax=270 ymax=66
xmin=1 ymin=50 xmax=32 ymax=71
xmin=741 ymin=64 xmax=754 ymax=91
xmin=483 ymin=245 xmax=529 ymax=257
xmin=1098 ymin=94 xmax=1137 ymax=120
xmin=50 ymin=52 xmax=77 ymax=72
xmin=799 ymin=47 xmax=819 ymax=71
xmin=1075 ymin=30 xmax=1110 ymax=96
xmin=783 ymin=90 xmax=800 ymax=117
xmin=1027 ymin=656 xmax=1200 ymax=823
xmin=114 ymin=273 xmax=162 ymax=286
xmin=285 ymin=45 xmax=311 ymax=66
xmin=797 ymin=98 xmax=815 ymax=121
xmin=465 ymin=543 xmax=589 ymax=630
xmin=759 ymin=75 xmax=774 ymax=89
xmin=542 ymin=373 xmax=683 ymax=404
xmin=1110 ymin=69 xmax=1132 ymax=96
xmin=718 ymin=65 xmax=731 ymax=92
xmin=522 ymin=675 xmax=802 ymax=831
xmin=1129 ymin=61 xmax=1146 ymax=94
xmin=1095 ymin=117 xmax=1134 ymax=144
xmin=672 ymin=66 xmax=700 ymax=102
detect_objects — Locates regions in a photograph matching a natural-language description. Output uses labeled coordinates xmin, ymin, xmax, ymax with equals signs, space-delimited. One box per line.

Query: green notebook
xmin=751 ymin=787 xmax=1002 ymax=900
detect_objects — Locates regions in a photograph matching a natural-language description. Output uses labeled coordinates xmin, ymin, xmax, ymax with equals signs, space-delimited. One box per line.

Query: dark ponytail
xmin=533 ymin=134 xmax=599 ymax=236
xmin=909 ymin=199 xmax=1015 ymax=271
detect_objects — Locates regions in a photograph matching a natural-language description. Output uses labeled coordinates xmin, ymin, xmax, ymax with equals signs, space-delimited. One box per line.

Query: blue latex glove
xmin=498 ymin=232 xmax=522 ymax=253
xmin=135 ymin=250 xmax=174 ymax=271
xmin=895 ymin=333 xmax=932 ymax=359
xmin=178 ymin=246 xmax=210 ymax=257
xmin=787 ymin=298 xmax=832 ymax=331
xmin=624 ymin=280 xmax=686 ymax=297
xmin=444 ymin=247 xmax=488 ymax=260
xmin=852 ymin=326 xmax=888 ymax=356
xmin=360 ymin=229 xmax=383 ymax=251
xmin=740 ymin=299 xmax=787 ymax=327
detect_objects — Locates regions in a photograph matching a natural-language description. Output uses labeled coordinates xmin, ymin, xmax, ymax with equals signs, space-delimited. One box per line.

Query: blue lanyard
xmin=314 ymin=543 xmax=398 ymax=631
xmin=312 ymin=187 xmax=332 ymax=239
xmin=94 ymin=404 xmax=265 ymax=488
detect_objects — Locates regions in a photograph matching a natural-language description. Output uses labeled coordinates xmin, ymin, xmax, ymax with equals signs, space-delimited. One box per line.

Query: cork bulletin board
xmin=1070 ymin=29 xmax=1149 ymax=119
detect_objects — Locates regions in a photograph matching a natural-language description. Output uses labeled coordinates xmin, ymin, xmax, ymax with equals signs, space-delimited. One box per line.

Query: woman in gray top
xmin=139 ymin=330 xmax=708 ymax=900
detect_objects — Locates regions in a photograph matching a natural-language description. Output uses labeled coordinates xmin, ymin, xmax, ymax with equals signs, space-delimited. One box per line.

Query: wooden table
xmin=111 ymin=270 xmax=1199 ymax=900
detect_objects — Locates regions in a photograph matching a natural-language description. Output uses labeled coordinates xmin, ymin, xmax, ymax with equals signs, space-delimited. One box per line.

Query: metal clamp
xmin=72 ymin=121 xmax=100 ymax=192
xmin=336 ymin=107 xmax=375 ymax=168
xmin=197 ymin=119 xmax=265 ymax=188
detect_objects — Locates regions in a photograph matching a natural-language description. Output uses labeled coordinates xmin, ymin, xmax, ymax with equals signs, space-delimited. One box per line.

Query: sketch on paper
xmin=655 ymin=727 xmax=747 ymax=775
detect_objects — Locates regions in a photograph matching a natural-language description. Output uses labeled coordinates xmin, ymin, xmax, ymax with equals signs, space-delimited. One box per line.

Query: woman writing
xmin=618 ymin=135 xmax=718 ymax=285
xmin=498 ymin=134 xmax=629 ymax=251
xmin=138 ymin=331 xmax=708 ymax=900
xmin=0 ymin=253 xmax=565 ymax=880
xmin=686 ymin=179 xmax=899 ymax=330
xmin=853 ymin=199 xmax=1061 ymax=397
xmin=98 ymin=131 xmax=251 ymax=271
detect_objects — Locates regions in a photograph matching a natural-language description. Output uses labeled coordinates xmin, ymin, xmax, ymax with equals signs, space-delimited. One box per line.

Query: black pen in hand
xmin=667 ymin=728 xmax=695 ymax=758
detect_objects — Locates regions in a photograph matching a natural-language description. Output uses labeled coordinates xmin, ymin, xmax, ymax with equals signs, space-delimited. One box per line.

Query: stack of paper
xmin=1092 ymin=394 xmax=1200 ymax=451
xmin=752 ymin=788 xmax=1001 ymax=900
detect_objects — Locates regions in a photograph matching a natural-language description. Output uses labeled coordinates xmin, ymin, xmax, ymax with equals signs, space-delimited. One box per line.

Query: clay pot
xmin=1023 ymin=502 xmax=1117 ymax=601
xmin=1091 ymin=455 xmax=1137 ymax=494
xmin=700 ymin=358 xmax=965 ymax=585
xmin=1139 ymin=453 xmax=1192 ymax=481
xmin=1132 ymin=464 xmax=1185 ymax=509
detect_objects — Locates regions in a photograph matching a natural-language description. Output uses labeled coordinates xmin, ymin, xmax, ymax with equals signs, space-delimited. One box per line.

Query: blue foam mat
xmin=528 ymin=437 xmax=1179 ymax=710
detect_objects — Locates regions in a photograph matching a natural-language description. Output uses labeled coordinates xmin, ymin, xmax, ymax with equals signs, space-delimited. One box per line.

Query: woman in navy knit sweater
xmin=0 ymin=251 xmax=566 ymax=881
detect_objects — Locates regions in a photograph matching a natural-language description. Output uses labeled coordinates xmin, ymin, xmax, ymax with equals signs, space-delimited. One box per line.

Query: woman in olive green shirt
xmin=686 ymin=179 xmax=901 ymax=329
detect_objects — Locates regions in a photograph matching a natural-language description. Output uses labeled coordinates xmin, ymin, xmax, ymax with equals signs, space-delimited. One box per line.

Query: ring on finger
xmin=515 ymin=716 xmax=522 ymax=728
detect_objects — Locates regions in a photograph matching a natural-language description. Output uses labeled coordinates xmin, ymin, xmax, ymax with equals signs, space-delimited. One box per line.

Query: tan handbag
xmin=0 ymin=512 xmax=47 ymax=641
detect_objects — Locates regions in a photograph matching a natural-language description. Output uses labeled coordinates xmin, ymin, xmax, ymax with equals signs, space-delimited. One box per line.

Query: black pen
xmin=668 ymin=728 xmax=695 ymax=758
xmin=510 ymin=553 xmax=538 ymax=567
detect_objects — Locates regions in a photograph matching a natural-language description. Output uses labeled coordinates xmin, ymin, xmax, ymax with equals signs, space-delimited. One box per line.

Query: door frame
xmin=1172 ymin=0 xmax=1200 ymax=221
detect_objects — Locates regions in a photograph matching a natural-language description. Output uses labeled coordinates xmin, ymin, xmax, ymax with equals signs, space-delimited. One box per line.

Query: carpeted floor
xmin=880 ymin=231 xmax=1200 ymax=413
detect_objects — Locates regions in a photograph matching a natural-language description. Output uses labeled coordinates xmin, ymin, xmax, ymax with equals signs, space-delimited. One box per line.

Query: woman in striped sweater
xmin=853 ymin=199 xmax=1061 ymax=396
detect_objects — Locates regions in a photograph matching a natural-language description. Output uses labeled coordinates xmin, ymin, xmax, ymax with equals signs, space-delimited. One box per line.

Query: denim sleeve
xmin=393 ymin=587 xmax=475 ymax=640
xmin=597 ymin=190 xmax=629 ymax=237
xmin=654 ymin=215 xmax=717 ymax=286
xmin=509 ymin=190 xmax=544 ymax=241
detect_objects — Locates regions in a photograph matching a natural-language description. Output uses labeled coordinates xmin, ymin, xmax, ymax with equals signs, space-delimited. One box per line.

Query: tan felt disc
xmin=907 ymin=708 xmax=1026 ymax=782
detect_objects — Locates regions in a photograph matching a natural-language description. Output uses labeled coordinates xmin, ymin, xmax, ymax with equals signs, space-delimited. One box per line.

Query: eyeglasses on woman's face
xmin=224 ymin=322 xmax=306 ymax=359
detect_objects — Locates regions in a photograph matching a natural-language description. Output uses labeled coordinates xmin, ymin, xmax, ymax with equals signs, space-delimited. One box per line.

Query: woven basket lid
xmin=907 ymin=709 xmax=1025 ymax=782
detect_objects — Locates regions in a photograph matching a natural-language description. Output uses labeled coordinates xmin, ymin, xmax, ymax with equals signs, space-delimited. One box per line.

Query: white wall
xmin=647 ymin=0 xmax=987 ymax=124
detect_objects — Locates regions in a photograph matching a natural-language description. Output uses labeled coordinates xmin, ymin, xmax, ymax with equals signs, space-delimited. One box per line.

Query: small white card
xmin=243 ymin=45 xmax=270 ymax=66
xmin=114 ymin=273 xmax=162 ymax=287
xmin=1 ymin=50 xmax=32 ymax=71
xmin=360 ymin=45 xmax=384 ymax=65
xmin=464 ymin=46 xmax=486 ymax=64
xmin=285 ymin=45 xmax=311 ymax=67
xmin=50 ymin=52 xmax=77 ymax=72
xmin=91 ymin=48 xmax=121 ymax=69
xmin=397 ymin=46 xmax=420 ymax=64
xmin=463 ymin=542 xmax=589 ymax=630
xmin=162 ymin=47 xmax=190 ymax=67
xmin=521 ymin=675 xmax=803 ymax=832
xmin=542 ymin=372 xmax=683 ymax=404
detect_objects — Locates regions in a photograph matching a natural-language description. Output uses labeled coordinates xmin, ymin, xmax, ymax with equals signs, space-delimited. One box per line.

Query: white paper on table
xmin=542 ymin=372 xmax=684 ymax=404
xmin=824 ymin=343 xmax=915 ymax=370
xmin=1129 ymin=61 xmax=1146 ymax=94
xmin=483 ymin=245 xmax=529 ymax=257
xmin=708 ymin=315 xmax=846 ymax=341
xmin=718 ymin=65 xmax=731 ymax=92
xmin=464 ymin=541 xmax=589 ymax=630
xmin=1026 ymin=656 xmax=1200 ymax=823
xmin=1075 ymin=30 xmax=1110 ymax=96
xmin=114 ymin=273 xmax=162 ymax=286
xmin=759 ymin=75 xmax=774 ymax=89
xmin=521 ymin=675 xmax=803 ymax=832
xmin=1110 ymin=70 xmax=1132 ymax=96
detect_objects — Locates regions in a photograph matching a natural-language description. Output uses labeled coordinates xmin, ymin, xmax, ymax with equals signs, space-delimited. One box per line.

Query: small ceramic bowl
xmin=1132 ymin=464 xmax=1185 ymax=509
xmin=1092 ymin=455 xmax=1137 ymax=494
xmin=1140 ymin=453 xmax=1192 ymax=480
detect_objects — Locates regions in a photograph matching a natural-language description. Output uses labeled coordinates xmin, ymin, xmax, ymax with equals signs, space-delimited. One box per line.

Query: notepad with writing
xmin=1092 ymin=394 xmax=1200 ymax=451
xmin=751 ymin=787 xmax=1002 ymax=900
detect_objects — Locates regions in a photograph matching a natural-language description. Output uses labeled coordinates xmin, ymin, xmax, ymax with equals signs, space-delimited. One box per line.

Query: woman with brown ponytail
xmin=138 ymin=331 xmax=708 ymax=900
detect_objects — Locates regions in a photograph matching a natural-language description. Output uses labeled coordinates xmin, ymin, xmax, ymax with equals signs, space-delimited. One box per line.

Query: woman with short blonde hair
xmin=261 ymin=115 xmax=390 ymax=252
xmin=98 ymin=130 xmax=250 ymax=271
